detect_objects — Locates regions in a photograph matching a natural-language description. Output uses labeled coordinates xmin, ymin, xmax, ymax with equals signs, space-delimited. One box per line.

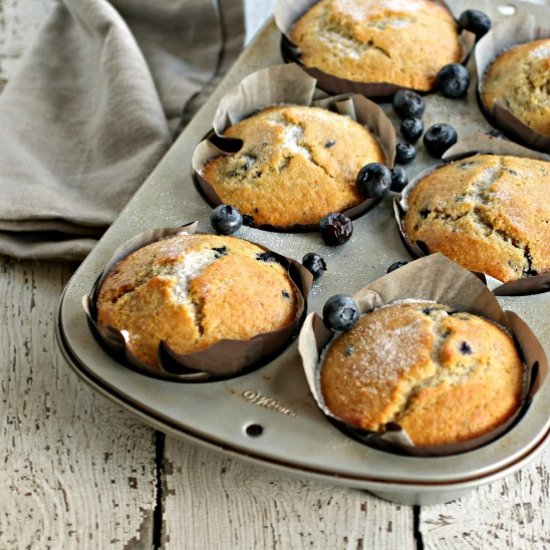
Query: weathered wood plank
xmin=161 ymin=438 xmax=415 ymax=549
xmin=419 ymin=448 xmax=550 ymax=549
xmin=0 ymin=259 xmax=157 ymax=549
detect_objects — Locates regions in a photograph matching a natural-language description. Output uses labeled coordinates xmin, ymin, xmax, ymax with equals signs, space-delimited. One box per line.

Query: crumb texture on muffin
xmin=482 ymin=39 xmax=550 ymax=136
xmin=321 ymin=301 xmax=524 ymax=447
xmin=201 ymin=105 xmax=385 ymax=227
xmin=403 ymin=154 xmax=550 ymax=283
xmin=97 ymin=233 xmax=299 ymax=368
xmin=289 ymin=0 xmax=461 ymax=91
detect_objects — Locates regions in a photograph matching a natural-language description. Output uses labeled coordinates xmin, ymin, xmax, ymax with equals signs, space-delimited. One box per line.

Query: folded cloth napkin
xmin=0 ymin=0 xmax=244 ymax=261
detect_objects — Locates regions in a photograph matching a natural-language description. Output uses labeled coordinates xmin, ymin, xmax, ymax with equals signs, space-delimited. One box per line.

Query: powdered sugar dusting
xmin=166 ymin=249 xmax=218 ymax=305
xmin=349 ymin=316 xmax=428 ymax=385
xmin=528 ymin=44 xmax=550 ymax=60
xmin=282 ymin=124 xmax=312 ymax=159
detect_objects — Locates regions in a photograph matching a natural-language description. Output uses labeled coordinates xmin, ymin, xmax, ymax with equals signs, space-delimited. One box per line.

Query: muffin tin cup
xmin=476 ymin=13 xmax=550 ymax=153
xmin=83 ymin=222 xmax=313 ymax=382
xmin=394 ymin=133 xmax=550 ymax=296
xmin=191 ymin=63 xmax=396 ymax=232
xmin=298 ymin=253 xmax=548 ymax=457
xmin=274 ymin=0 xmax=475 ymax=99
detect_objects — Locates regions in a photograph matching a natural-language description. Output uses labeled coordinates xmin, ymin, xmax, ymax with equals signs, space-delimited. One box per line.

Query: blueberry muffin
xmin=403 ymin=154 xmax=550 ymax=283
xmin=201 ymin=105 xmax=385 ymax=227
xmin=321 ymin=301 xmax=524 ymax=447
xmin=482 ymin=39 xmax=550 ymax=136
xmin=289 ymin=0 xmax=461 ymax=91
xmin=97 ymin=233 xmax=299 ymax=368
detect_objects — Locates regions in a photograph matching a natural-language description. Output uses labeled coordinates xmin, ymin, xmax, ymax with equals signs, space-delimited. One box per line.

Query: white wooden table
xmin=1 ymin=1 xmax=550 ymax=548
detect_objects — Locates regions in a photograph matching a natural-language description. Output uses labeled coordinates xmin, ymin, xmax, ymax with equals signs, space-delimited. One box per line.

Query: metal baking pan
xmin=56 ymin=0 xmax=550 ymax=505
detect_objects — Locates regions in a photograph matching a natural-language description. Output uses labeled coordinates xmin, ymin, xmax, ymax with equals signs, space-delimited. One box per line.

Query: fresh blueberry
xmin=386 ymin=260 xmax=408 ymax=273
xmin=319 ymin=213 xmax=353 ymax=246
xmin=423 ymin=123 xmax=458 ymax=158
xmin=390 ymin=166 xmax=408 ymax=193
xmin=322 ymin=294 xmax=360 ymax=331
xmin=302 ymin=253 xmax=327 ymax=280
xmin=393 ymin=90 xmax=426 ymax=119
xmin=395 ymin=142 xmax=416 ymax=165
xmin=437 ymin=64 xmax=470 ymax=98
xmin=210 ymin=204 xmax=243 ymax=234
xmin=459 ymin=9 xmax=491 ymax=40
xmin=356 ymin=163 xmax=392 ymax=199
xmin=400 ymin=118 xmax=424 ymax=143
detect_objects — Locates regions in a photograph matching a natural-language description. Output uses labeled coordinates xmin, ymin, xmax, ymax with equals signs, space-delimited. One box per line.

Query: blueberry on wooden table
xmin=322 ymin=294 xmax=360 ymax=331
xmin=400 ymin=117 xmax=424 ymax=143
xmin=459 ymin=9 xmax=491 ymax=40
xmin=319 ymin=213 xmax=353 ymax=246
xmin=392 ymin=90 xmax=426 ymax=119
xmin=437 ymin=64 xmax=470 ymax=98
xmin=395 ymin=142 xmax=416 ymax=165
xmin=302 ymin=253 xmax=327 ymax=280
xmin=210 ymin=204 xmax=243 ymax=234
xmin=423 ymin=123 xmax=458 ymax=158
xmin=356 ymin=163 xmax=392 ymax=199
xmin=390 ymin=166 xmax=408 ymax=193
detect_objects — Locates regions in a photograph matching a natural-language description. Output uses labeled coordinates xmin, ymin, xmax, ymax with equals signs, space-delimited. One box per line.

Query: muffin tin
xmin=56 ymin=0 xmax=550 ymax=505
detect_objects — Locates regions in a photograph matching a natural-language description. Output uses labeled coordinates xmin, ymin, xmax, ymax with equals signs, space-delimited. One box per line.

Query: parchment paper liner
xmin=298 ymin=254 xmax=548 ymax=457
xmin=275 ymin=0 xmax=475 ymax=99
xmin=192 ymin=64 xmax=396 ymax=232
xmin=394 ymin=133 xmax=550 ymax=296
xmin=476 ymin=13 xmax=550 ymax=152
xmin=83 ymin=222 xmax=313 ymax=382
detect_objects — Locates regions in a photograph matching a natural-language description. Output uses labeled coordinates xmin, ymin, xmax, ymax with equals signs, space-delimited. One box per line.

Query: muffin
xmin=321 ymin=301 xmax=524 ymax=447
xmin=201 ymin=104 xmax=385 ymax=227
xmin=97 ymin=233 xmax=299 ymax=368
xmin=403 ymin=154 xmax=550 ymax=283
xmin=289 ymin=0 xmax=461 ymax=91
xmin=481 ymin=39 xmax=550 ymax=136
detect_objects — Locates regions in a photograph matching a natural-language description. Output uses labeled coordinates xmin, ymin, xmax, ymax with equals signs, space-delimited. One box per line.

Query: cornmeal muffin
xmin=97 ymin=233 xmax=299 ymax=368
xmin=201 ymin=105 xmax=385 ymax=227
xmin=482 ymin=39 xmax=550 ymax=136
xmin=403 ymin=154 xmax=550 ymax=283
xmin=289 ymin=0 xmax=461 ymax=91
xmin=321 ymin=301 xmax=524 ymax=447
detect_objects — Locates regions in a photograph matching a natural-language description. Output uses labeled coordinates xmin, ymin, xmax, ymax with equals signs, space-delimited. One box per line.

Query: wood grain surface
xmin=1 ymin=0 xmax=550 ymax=548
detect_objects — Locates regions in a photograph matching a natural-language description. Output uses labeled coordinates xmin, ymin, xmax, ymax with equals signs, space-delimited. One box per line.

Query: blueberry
xmin=395 ymin=142 xmax=416 ymax=165
xmin=437 ymin=64 xmax=470 ymax=98
xmin=322 ymin=294 xmax=360 ymax=331
xmin=302 ymin=252 xmax=327 ymax=280
xmin=356 ymin=163 xmax=392 ymax=199
xmin=210 ymin=204 xmax=243 ymax=234
xmin=387 ymin=260 xmax=408 ymax=273
xmin=393 ymin=90 xmax=426 ymax=119
xmin=319 ymin=213 xmax=353 ymax=246
xmin=390 ymin=166 xmax=408 ymax=193
xmin=423 ymin=123 xmax=458 ymax=158
xmin=400 ymin=118 xmax=424 ymax=143
xmin=459 ymin=9 xmax=491 ymax=40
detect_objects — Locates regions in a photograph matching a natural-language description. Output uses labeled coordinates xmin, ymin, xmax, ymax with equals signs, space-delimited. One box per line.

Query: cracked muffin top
xmin=321 ymin=301 xmax=524 ymax=447
xmin=482 ymin=39 xmax=550 ymax=136
xmin=403 ymin=154 xmax=550 ymax=283
xmin=96 ymin=233 xmax=299 ymax=369
xmin=201 ymin=105 xmax=385 ymax=228
xmin=289 ymin=0 xmax=461 ymax=91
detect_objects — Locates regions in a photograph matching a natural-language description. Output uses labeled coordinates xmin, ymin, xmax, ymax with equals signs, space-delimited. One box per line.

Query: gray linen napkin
xmin=0 ymin=0 xmax=244 ymax=261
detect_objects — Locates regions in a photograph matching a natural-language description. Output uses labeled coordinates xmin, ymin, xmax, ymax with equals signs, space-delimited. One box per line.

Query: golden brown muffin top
xmin=321 ymin=301 xmax=524 ymax=447
xmin=403 ymin=154 xmax=550 ymax=283
xmin=290 ymin=0 xmax=461 ymax=91
xmin=482 ymin=39 xmax=550 ymax=136
xmin=97 ymin=233 xmax=299 ymax=368
xmin=202 ymin=105 xmax=385 ymax=227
